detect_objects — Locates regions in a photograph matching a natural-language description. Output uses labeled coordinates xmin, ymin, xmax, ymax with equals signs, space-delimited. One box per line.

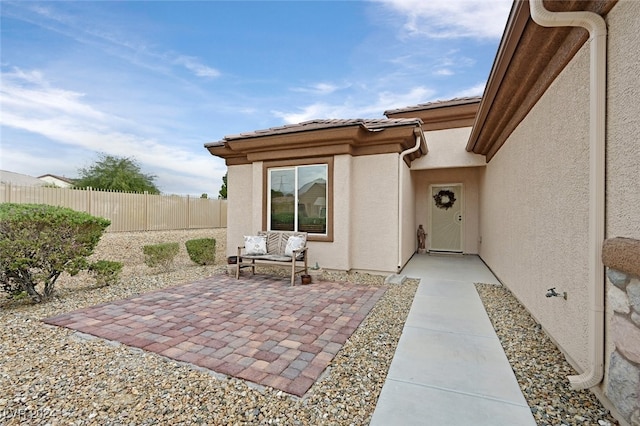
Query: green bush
xmin=143 ymin=242 xmax=179 ymax=271
xmin=0 ymin=203 xmax=110 ymax=303
xmin=185 ymin=238 xmax=216 ymax=265
xmin=88 ymin=260 xmax=123 ymax=287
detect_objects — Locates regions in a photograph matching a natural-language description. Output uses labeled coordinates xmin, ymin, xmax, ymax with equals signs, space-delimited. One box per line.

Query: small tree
xmin=218 ymin=172 xmax=227 ymax=199
xmin=0 ymin=204 xmax=111 ymax=302
xmin=75 ymin=154 xmax=160 ymax=194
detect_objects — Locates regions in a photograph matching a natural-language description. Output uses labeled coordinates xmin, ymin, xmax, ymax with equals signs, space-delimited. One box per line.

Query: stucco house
xmin=37 ymin=174 xmax=75 ymax=188
xmin=207 ymin=0 xmax=639 ymax=423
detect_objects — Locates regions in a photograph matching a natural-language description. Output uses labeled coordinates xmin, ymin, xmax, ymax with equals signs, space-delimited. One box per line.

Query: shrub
xmin=185 ymin=238 xmax=216 ymax=265
xmin=0 ymin=203 xmax=110 ymax=303
xmin=88 ymin=260 xmax=123 ymax=287
xmin=143 ymin=242 xmax=179 ymax=271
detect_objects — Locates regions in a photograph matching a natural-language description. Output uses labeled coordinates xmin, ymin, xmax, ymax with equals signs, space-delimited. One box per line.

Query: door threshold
xmin=428 ymin=250 xmax=464 ymax=256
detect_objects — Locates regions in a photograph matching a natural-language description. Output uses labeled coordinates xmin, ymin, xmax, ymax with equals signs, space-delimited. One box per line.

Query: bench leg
xmin=291 ymin=261 xmax=295 ymax=286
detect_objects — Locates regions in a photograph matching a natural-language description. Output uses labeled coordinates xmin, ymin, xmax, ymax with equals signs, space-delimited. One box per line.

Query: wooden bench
xmin=236 ymin=231 xmax=308 ymax=286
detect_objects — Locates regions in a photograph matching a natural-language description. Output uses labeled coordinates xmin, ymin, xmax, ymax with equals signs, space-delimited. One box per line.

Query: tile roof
xmin=211 ymin=118 xmax=423 ymax=145
xmin=384 ymin=96 xmax=482 ymax=116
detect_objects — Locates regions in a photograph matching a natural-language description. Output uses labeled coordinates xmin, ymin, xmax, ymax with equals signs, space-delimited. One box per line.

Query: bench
xmin=236 ymin=231 xmax=308 ymax=286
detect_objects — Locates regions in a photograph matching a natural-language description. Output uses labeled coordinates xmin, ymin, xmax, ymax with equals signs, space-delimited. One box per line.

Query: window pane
xmin=270 ymin=169 xmax=295 ymax=231
xmin=297 ymin=165 xmax=327 ymax=234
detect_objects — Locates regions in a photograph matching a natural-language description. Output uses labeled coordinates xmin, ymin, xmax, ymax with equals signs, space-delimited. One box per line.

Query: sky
xmin=0 ymin=0 xmax=513 ymax=196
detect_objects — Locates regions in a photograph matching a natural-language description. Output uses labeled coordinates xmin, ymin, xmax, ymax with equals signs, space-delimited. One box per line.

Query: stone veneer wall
xmin=604 ymin=237 xmax=640 ymax=425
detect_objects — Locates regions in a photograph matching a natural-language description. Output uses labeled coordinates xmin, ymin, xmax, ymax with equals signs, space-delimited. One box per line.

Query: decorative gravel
xmin=0 ymin=228 xmax=622 ymax=425
xmin=0 ymin=229 xmax=417 ymax=425
xmin=476 ymin=283 xmax=619 ymax=426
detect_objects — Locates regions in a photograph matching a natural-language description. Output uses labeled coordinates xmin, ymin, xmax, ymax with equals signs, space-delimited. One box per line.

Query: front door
xmin=429 ymin=184 xmax=463 ymax=253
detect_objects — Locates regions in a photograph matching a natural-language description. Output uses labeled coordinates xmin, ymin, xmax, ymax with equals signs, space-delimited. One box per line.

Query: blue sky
xmin=1 ymin=0 xmax=512 ymax=196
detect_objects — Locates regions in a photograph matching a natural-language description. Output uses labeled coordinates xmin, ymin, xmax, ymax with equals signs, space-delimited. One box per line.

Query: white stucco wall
xmin=479 ymin=45 xmax=591 ymax=370
xmin=412 ymin=127 xmax=486 ymax=170
xmin=38 ymin=176 xmax=73 ymax=188
xmin=413 ymin=167 xmax=481 ymax=254
xmin=606 ymin=0 xmax=640 ymax=240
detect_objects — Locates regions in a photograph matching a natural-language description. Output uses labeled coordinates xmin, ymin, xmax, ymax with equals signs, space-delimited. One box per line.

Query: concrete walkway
xmin=370 ymin=254 xmax=536 ymax=425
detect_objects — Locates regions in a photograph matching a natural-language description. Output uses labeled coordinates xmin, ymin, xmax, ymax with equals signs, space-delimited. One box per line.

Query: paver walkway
xmin=43 ymin=274 xmax=385 ymax=397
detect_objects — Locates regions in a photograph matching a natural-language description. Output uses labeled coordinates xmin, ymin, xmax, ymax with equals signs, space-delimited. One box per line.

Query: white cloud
xmin=0 ymin=67 xmax=225 ymax=195
xmin=291 ymin=82 xmax=344 ymax=95
xmin=6 ymin=2 xmax=220 ymax=82
xmin=451 ymin=82 xmax=486 ymax=98
xmin=376 ymin=0 xmax=512 ymax=39
xmin=272 ymin=86 xmax=435 ymax=123
xmin=174 ymin=55 xmax=221 ymax=78
xmin=433 ymin=68 xmax=454 ymax=76
xmin=2 ymin=68 xmax=107 ymax=121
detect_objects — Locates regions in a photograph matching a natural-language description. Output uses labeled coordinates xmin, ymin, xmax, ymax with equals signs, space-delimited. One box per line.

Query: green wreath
xmin=433 ymin=189 xmax=456 ymax=210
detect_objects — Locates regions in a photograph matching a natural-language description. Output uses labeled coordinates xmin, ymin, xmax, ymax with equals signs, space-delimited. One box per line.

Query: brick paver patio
xmin=43 ymin=274 xmax=386 ymax=397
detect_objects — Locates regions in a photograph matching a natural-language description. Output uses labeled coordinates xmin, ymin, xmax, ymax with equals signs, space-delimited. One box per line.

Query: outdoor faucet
xmin=546 ymin=287 xmax=567 ymax=300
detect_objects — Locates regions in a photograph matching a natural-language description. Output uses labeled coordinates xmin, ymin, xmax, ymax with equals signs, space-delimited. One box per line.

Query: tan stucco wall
xmin=226 ymin=164 xmax=255 ymax=257
xmin=479 ymin=45 xmax=591 ymax=370
xmin=225 ymin=153 xmax=403 ymax=274
xmin=401 ymin=158 xmax=416 ymax=269
xmin=606 ymin=0 xmax=640 ymax=240
xmin=350 ymin=153 xmax=400 ymax=273
xmin=412 ymin=127 xmax=486 ymax=170
xmin=413 ymin=167 xmax=481 ymax=254
xmin=308 ymin=155 xmax=351 ymax=271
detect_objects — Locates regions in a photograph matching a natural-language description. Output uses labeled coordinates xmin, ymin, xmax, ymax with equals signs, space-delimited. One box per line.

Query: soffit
xmin=467 ymin=0 xmax=617 ymax=161
xmin=205 ymin=119 xmax=426 ymax=166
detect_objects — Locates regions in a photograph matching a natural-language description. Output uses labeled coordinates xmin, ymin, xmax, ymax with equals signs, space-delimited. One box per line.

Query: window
xmin=267 ymin=163 xmax=328 ymax=236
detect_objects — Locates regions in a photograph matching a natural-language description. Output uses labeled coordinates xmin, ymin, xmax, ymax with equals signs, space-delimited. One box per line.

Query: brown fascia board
xmin=386 ymin=101 xmax=480 ymax=131
xmin=206 ymin=122 xmax=424 ymax=166
xmin=467 ymin=0 xmax=617 ymax=161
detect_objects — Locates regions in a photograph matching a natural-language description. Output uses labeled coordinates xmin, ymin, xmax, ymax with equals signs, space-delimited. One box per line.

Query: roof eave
xmin=466 ymin=0 xmax=617 ymax=161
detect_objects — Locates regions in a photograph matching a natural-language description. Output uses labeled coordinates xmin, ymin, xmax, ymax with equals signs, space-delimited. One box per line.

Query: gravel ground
xmin=476 ymin=283 xmax=619 ymax=426
xmin=0 ymin=229 xmax=620 ymax=425
xmin=0 ymin=229 xmax=417 ymax=425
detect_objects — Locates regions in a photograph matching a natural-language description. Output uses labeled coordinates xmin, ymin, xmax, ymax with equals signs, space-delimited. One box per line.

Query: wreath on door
xmin=433 ymin=189 xmax=456 ymax=210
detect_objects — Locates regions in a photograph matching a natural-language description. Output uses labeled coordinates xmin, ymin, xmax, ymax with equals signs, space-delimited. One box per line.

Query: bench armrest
xmin=292 ymin=246 xmax=308 ymax=260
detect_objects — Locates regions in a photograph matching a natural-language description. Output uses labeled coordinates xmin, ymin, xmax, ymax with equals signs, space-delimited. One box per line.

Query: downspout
xmin=529 ymin=0 xmax=607 ymax=390
xmin=397 ymin=129 xmax=422 ymax=271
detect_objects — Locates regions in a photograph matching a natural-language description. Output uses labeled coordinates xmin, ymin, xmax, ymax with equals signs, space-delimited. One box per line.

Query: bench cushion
xmin=285 ymin=235 xmax=306 ymax=258
xmin=244 ymin=235 xmax=267 ymax=255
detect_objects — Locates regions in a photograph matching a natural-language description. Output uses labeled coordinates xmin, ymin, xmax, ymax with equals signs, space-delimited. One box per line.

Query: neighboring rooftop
xmin=0 ymin=170 xmax=46 ymax=187
xmin=38 ymin=174 xmax=75 ymax=185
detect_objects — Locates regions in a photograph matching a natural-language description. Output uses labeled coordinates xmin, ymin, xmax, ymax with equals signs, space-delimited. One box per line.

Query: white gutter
xmin=529 ymin=0 xmax=607 ymax=390
xmin=397 ymin=129 xmax=423 ymax=271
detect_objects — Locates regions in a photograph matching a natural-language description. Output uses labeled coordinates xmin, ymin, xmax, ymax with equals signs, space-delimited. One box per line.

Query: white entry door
xmin=429 ymin=184 xmax=463 ymax=253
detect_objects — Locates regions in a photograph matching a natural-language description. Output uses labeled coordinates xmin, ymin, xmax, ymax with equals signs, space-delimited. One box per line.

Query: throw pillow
xmin=244 ymin=235 xmax=267 ymax=255
xmin=285 ymin=235 xmax=306 ymax=258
